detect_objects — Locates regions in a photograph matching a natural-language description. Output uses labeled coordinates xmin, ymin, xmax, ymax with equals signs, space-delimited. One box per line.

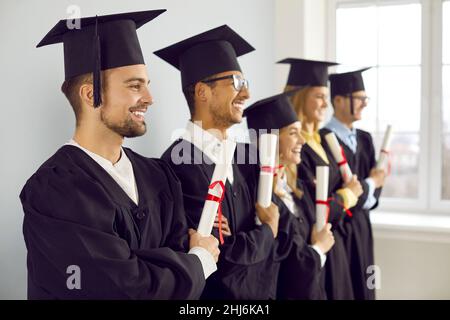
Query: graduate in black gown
xmin=155 ymin=26 xmax=282 ymax=299
xmin=243 ymin=93 xmax=335 ymax=299
xmin=20 ymin=10 xmax=220 ymax=300
xmin=322 ymin=68 xmax=386 ymax=300
xmin=277 ymin=58 xmax=365 ymax=299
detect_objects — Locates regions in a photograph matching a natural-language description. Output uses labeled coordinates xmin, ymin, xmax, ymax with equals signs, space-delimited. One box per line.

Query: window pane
xmin=378 ymin=66 xmax=421 ymax=132
xmin=442 ymin=19 xmax=450 ymax=200
xmin=443 ymin=1 xmax=450 ymax=64
xmin=336 ymin=6 xmax=377 ymax=66
xmin=378 ymin=4 xmax=421 ymax=65
xmin=443 ymin=134 xmax=450 ymax=200
xmin=443 ymin=66 xmax=450 ymax=133
xmin=355 ymin=67 xmax=378 ymax=132
xmin=336 ymin=3 xmax=423 ymax=201
xmin=374 ymin=133 xmax=420 ymax=199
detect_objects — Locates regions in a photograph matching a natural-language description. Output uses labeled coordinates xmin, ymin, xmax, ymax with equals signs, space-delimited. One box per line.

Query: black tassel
xmin=93 ymin=15 xmax=102 ymax=107
xmin=349 ymin=81 xmax=354 ymax=116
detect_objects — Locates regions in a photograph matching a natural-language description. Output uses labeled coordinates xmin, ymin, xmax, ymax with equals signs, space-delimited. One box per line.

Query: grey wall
xmin=0 ymin=0 xmax=276 ymax=299
xmin=374 ymin=227 xmax=450 ymax=299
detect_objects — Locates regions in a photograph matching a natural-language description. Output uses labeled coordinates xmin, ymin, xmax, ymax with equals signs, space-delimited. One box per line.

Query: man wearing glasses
xmin=155 ymin=25 xmax=281 ymax=299
xmin=322 ymin=68 xmax=386 ymax=300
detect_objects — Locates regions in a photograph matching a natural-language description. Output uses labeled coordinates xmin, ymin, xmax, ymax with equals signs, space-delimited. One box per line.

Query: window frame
xmin=327 ymin=0 xmax=450 ymax=214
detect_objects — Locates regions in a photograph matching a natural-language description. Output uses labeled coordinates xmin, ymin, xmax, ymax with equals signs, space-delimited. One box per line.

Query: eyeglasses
xmin=348 ymin=95 xmax=370 ymax=104
xmin=202 ymin=74 xmax=249 ymax=92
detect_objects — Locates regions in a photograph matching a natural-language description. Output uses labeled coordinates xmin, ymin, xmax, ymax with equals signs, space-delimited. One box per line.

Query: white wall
xmin=373 ymin=222 xmax=450 ymax=299
xmin=0 ymin=0 xmax=276 ymax=299
xmin=274 ymin=0 xmax=328 ymax=91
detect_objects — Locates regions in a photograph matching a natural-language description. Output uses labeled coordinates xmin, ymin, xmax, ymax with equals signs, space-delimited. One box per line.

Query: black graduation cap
xmin=329 ymin=67 xmax=371 ymax=115
xmin=37 ymin=9 xmax=166 ymax=107
xmin=153 ymin=25 xmax=255 ymax=89
xmin=244 ymin=92 xmax=299 ymax=132
xmin=329 ymin=67 xmax=371 ymax=97
xmin=277 ymin=58 xmax=338 ymax=87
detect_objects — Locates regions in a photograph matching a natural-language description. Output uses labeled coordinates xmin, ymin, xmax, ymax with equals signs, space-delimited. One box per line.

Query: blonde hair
xmin=284 ymin=85 xmax=320 ymax=132
xmin=272 ymin=142 xmax=304 ymax=200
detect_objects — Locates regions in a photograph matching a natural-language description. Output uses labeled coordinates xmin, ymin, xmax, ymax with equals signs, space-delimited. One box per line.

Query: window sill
xmin=370 ymin=211 xmax=450 ymax=244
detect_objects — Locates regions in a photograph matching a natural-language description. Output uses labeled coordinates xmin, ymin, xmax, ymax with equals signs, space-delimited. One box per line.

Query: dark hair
xmin=182 ymin=75 xmax=217 ymax=117
xmin=61 ymin=73 xmax=93 ymax=121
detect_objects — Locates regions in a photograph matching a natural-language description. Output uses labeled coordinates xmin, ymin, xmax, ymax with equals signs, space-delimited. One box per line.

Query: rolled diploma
xmin=376 ymin=125 xmax=393 ymax=170
xmin=257 ymin=134 xmax=278 ymax=207
xmin=325 ymin=132 xmax=353 ymax=183
xmin=197 ymin=163 xmax=228 ymax=237
xmin=255 ymin=134 xmax=278 ymax=225
xmin=315 ymin=166 xmax=329 ymax=231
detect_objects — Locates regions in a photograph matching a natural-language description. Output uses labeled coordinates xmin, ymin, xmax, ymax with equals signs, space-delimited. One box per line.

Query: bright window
xmin=442 ymin=1 xmax=450 ymax=201
xmin=335 ymin=2 xmax=422 ymax=200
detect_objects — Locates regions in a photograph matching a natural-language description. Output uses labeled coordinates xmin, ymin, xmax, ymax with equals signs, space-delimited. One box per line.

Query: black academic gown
xmin=20 ymin=145 xmax=206 ymax=300
xmin=274 ymin=185 xmax=327 ymax=300
xmin=161 ymin=139 xmax=278 ymax=300
xmin=240 ymin=162 xmax=326 ymax=300
xmin=298 ymin=141 xmax=355 ymax=300
xmin=320 ymin=128 xmax=382 ymax=300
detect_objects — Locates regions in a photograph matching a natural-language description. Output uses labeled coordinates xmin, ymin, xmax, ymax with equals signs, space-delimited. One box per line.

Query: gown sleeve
xmin=20 ymin=164 xmax=205 ymax=300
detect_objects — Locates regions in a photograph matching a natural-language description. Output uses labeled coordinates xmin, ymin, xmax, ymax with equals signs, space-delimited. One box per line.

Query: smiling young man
xmin=321 ymin=68 xmax=386 ymax=300
xmin=19 ymin=10 xmax=220 ymax=300
xmin=155 ymin=25 xmax=281 ymax=300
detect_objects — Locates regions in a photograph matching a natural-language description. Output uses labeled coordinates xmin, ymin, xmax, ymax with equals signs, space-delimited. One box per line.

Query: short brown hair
xmin=60 ymin=73 xmax=93 ymax=120
xmin=182 ymin=75 xmax=217 ymax=117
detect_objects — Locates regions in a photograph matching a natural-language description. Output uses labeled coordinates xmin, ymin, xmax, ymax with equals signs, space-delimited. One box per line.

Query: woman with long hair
xmin=244 ymin=92 xmax=335 ymax=299
xmin=279 ymin=58 xmax=363 ymax=299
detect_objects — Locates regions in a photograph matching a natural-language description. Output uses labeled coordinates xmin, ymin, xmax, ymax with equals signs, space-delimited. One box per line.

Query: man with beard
xmin=19 ymin=10 xmax=220 ymax=300
xmin=322 ymin=68 xmax=386 ymax=299
xmin=155 ymin=25 xmax=281 ymax=299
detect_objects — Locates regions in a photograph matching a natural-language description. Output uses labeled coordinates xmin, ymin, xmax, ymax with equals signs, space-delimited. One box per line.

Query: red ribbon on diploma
xmin=316 ymin=199 xmax=332 ymax=224
xmin=381 ymin=149 xmax=392 ymax=176
xmin=337 ymin=146 xmax=350 ymax=182
xmin=336 ymin=147 xmax=351 ymax=182
xmin=337 ymin=147 xmax=348 ymax=167
xmin=205 ymin=180 xmax=226 ymax=245
xmin=316 ymin=197 xmax=353 ymax=222
xmin=261 ymin=165 xmax=284 ymax=177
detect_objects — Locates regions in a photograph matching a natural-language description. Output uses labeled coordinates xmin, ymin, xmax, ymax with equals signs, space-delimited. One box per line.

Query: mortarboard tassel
xmin=93 ymin=16 xmax=102 ymax=107
xmin=349 ymin=81 xmax=354 ymax=116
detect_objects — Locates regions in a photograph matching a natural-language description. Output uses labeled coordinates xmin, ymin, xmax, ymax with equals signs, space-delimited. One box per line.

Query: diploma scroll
xmin=257 ymin=134 xmax=278 ymax=207
xmin=376 ymin=125 xmax=393 ymax=172
xmin=315 ymin=166 xmax=329 ymax=231
xmin=325 ymin=132 xmax=353 ymax=183
xmin=255 ymin=134 xmax=278 ymax=225
xmin=197 ymin=141 xmax=236 ymax=243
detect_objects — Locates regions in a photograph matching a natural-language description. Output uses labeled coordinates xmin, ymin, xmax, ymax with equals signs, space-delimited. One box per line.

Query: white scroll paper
xmin=325 ymin=132 xmax=353 ymax=183
xmin=315 ymin=166 xmax=329 ymax=231
xmin=197 ymin=141 xmax=235 ymax=237
xmin=376 ymin=125 xmax=393 ymax=171
xmin=257 ymin=134 xmax=278 ymax=208
xmin=255 ymin=134 xmax=278 ymax=225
